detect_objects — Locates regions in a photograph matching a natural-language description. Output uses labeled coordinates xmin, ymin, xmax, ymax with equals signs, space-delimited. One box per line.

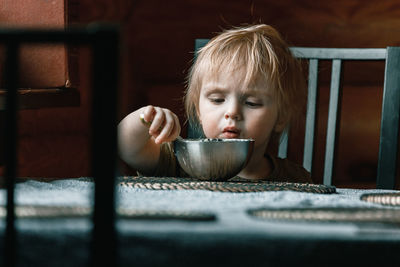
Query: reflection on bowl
xmin=173 ymin=138 xmax=254 ymax=181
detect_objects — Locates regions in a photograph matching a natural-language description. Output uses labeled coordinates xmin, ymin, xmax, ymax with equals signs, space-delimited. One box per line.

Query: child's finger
xmin=159 ymin=113 xmax=181 ymax=143
xmin=142 ymin=105 xmax=156 ymax=124
xmin=155 ymin=112 xmax=175 ymax=144
xmin=149 ymin=107 xmax=165 ymax=135
xmin=167 ymin=113 xmax=181 ymax=140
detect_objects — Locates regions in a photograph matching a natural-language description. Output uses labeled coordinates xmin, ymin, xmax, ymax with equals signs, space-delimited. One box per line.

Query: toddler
xmin=118 ymin=24 xmax=312 ymax=183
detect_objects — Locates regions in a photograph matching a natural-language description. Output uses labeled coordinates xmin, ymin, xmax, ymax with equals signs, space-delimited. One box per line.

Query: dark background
xmin=2 ymin=0 xmax=400 ymax=188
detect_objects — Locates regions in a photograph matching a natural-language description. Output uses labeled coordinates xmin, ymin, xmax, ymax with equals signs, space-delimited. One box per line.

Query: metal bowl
xmin=173 ymin=138 xmax=254 ymax=181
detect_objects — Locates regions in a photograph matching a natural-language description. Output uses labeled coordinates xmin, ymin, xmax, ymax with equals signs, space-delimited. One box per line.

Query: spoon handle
xmin=139 ymin=113 xmax=152 ymax=127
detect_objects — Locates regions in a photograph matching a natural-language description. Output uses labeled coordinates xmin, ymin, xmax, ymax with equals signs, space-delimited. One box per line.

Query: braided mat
xmin=118 ymin=176 xmax=336 ymax=194
xmin=248 ymin=207 xmax=400 ymax=223
xmin=360 ymin=193 xmax=400 ymax=206
xmin=0 ymin=205 xmax=216 ymax=221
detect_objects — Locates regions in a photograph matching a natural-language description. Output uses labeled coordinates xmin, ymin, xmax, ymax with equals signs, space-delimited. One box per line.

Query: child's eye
xmin=245 ymin=101 xmax=262 ymax=107
xmin=210 ymin=98 xmax=225 ymax=104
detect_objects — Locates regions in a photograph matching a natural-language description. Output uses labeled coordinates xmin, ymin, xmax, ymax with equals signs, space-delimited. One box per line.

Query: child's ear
xmin=274 ymin=117 xmax=286 ymax=133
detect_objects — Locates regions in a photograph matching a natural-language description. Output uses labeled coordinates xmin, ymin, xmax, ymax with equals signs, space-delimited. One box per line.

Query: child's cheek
xmin=201 ymin=124 xmax=213 ymax=138
xmin=201 ymin=120 xmax=219 ymax=138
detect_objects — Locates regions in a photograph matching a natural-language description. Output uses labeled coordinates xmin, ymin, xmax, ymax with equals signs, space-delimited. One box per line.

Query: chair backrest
xmin=191 ymin=39 xmax=400 ymax=189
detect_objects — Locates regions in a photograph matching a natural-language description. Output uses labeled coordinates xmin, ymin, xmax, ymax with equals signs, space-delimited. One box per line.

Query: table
xmin=1 ymin=177 xmax=400 ymax=266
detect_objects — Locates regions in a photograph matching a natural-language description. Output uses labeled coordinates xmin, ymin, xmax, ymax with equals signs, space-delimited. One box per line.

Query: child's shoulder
xmin=267 ymin=154 xmax=313 ymax=184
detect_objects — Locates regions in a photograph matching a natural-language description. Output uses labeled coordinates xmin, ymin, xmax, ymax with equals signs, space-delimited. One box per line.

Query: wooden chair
xmin=191 ymin=39 xmax=400 ymax=189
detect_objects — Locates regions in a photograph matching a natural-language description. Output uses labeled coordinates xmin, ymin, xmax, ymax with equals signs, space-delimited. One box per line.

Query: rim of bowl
xmin=175 ymin=138 xmax=255 ymax=143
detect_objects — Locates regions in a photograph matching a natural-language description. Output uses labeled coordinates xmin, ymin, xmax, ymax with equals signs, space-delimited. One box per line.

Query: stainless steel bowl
xmin=173 ymin=138 xmax=254 ymax=181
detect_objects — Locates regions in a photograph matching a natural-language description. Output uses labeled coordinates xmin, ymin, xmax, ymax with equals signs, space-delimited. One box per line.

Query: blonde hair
xmin=184 ymin=24 xmax=306 ymax=139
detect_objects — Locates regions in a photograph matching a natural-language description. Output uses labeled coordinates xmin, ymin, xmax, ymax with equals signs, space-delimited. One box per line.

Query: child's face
xmin=198 ymin=68 xmax=283 ymax=152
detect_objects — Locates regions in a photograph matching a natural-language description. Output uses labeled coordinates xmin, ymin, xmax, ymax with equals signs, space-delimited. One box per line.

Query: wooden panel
xmin=0 ymin=0 xmax=67 ymax=88
xmin=0 ymin=88 xmax=79 ymax=109
xmin=0 ymin=0 xmax=81 ymax=176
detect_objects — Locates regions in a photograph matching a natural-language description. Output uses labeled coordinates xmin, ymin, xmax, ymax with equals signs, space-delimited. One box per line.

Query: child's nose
xmin=224 ymin=102 xmax=242 ymax=121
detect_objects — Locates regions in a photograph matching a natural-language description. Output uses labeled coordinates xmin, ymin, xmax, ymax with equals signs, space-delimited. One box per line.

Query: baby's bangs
xmin=195 ymin=44 xmax=243 ymax=81
xmin=196 ymin=43 xmax=266 ymax=89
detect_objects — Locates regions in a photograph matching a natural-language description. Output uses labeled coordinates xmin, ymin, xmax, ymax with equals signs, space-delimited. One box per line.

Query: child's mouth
xmin=221 ymin=127 xmax=241 ymax=138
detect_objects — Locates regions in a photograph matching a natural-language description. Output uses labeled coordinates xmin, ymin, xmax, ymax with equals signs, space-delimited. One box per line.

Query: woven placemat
xmin=248 ymin=207 xmax=400 ymax=223
xmin=117 ymin=176 xmax=336 ymax=194
xmin=0 ymin=205 xmax=216 ymax=221
xmin=360 ymin=193 xmax=400 ymax=206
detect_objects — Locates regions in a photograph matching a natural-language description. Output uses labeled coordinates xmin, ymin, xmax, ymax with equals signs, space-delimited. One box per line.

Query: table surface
xmin=1 ymin=177 xmax=400 ymax=266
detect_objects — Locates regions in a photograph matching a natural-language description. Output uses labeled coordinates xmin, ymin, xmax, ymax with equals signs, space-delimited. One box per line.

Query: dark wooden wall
xmin=3 ymin=0 xmax=400 ymax=188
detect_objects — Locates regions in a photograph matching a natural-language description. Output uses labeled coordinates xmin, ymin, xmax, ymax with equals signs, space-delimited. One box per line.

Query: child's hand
xmin=140 ymin=105 xmax=181 ymax=144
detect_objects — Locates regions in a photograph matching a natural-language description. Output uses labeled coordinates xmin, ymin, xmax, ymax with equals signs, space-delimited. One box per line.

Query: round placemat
xmin=248 ymin=207 xmax=400 ymax=223
xmin=0 ymin=205 xmax=91 ymax=218
xmin=0 ymin=205 xmax=216 ymax=221
xmin=118 ymin=176 xmax=336 ymax=194
xmin=117 ymin=208 xmax=216 ymax=221
xmin=360 ymin=193 xmax=400 ymax=206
